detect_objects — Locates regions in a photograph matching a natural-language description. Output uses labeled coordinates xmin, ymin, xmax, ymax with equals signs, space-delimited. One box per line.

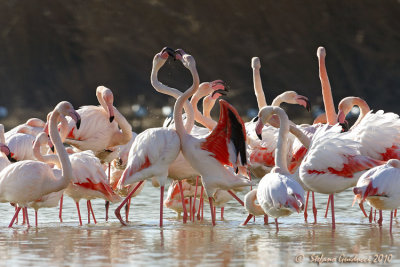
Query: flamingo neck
xmin=245 ymin=189 xmax=265 ymax=216
xmin=318 ymin=56 xmax=336 ymax=125
xmin=349 ymin=97 xmax=370 ymax=128
xmin=33 ymin=138 xmax=61 ymax=167
xmin=191 ymin=83 xmax=217 ymax=130
xmin=96 ymin=89 xmax=109 ymax=116
xmin=269 ymin=107 xmax=290 ymax=174
xmin=202 ymin=95 xmax=217 ymax=120
xmin=0 ymin=124 xmax=5 ymax=144
xmin=150 ymin=56 xmax=195 ymax=132
xmin=288 ymin=124 xmax=311 ymax=149
xmin=173 ymin=59 xmax=200 ymax=140
xmin=252 ymin=58 xmax=267 ymax=109
xmin=49 ymin=109 xmax=73 ymax=187
xmin=111 ymin=107 xmax=133 ymax=145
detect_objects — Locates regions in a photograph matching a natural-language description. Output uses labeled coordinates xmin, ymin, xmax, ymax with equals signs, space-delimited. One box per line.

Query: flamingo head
xmin=251 ymin=57 xmax=261 ymax=70
xmin=0 ymin=143 xmax=12 ymax=161
xmin=175 ymin=49 xmax=196 ymax=69
xmin=210 ymin=80 xmax=229 ymax=99
xmin=317 ymin=46 xmax=326 ymax=59
xmin=278 ymin=91 xmax=311 ymax=112
xmin=337 ymin=109 xmax=349 ymax=132
xmin=56 ymin=101 xmax=81 ymax=130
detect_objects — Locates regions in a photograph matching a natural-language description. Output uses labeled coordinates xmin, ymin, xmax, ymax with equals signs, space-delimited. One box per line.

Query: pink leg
xmin=374 ymin=209 xmax=377 ymax=222
xmin=312 ymin=191 xmax=317 ymax=223
xmin=330 ymin=194 xmax=335 ymax=230
xmin=275 ymin=218 xmax=279 ymax=232
xmin=24 ymin=207 xmax=30 ymax=228
xmin=8 ymin=207 xmax=22 ymax=228
xmin=304 ymin=191 xmax=310 ymax=221
xmin=178 ymin=181 xmax=188 ymax=223
xmin=192 ymin=176 xmax=199 ymax=222
xmin=221 ymin=207 xmax=224 ymax=220
xmin=87 ymin=201 xmax=91 ymax=224
xmin=359 ymin=203 xmax=368 ymax=217
xmin=390 ymin=210 xmax=393 ymax=233
xmin=115 ymin=180 xmax=144 ymax=226
xmin=201 ymin=192 xmax=204 ymax=221
xmin=76 ymin=202 xmax=83 ymax=226
xmin=325 ymin=195 xmax=331 ymax=218
xmin=14 ymin=206 xmax=19 ymax=224
xmin=88 ymin=200 xmax=97 ymax=224
xmin=264 ymin=214 xmax=269 ymax=225
xmin=35 ymin=210 xmax=38 ymax=227
xmin=160 ymin=186 xmax=164 ymax=227
xmin=189 ymin=197 xmax=192 ymax=221
xmin=197 ymin=186 xmax=204 ymax=220
xmin=213 ymin=206 xmax=216 ymax=219
xmin=378 ymin=210 xmax=383 ymax=226
xmin=22 ymin=207 xmax=26 ymax=225
xmin=105 ymin=201 xmax=110 ymax=222
xmin=242 ymin=214 xmax=253 ymax=225
xmin=125 ymin=197 xmax=131 ymax=222
xmin=209 ymin=197 xmax=216 ymax=226
xmin=59 ymin=195 xmax=63 ymax=223
xmin=395 ymin=209 xmax=397 ymax=217
xmin=227 ymin=190 xmax=244 ymax=206
xmin=369 ymin=207 xmax=373 ymax=223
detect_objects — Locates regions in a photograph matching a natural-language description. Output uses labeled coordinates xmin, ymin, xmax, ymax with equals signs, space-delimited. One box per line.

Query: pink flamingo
xmin=0 ymin=101 xmax=80 ymax=228
xmin=353 ymin=159 xmax=400 ymax=233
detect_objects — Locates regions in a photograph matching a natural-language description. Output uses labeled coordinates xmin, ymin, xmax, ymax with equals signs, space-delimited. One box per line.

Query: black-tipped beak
xmin=211 ymin=89 xmax=228 ymax=97
xmin=305 ymin=99 xmax=311 ymax=112
xmin=252 ymin=116 xmax=259 ymax=122
xmin=257 ymin=133 xmax=262 ymax=140
xmin=50 ymin=145 xmax=55 ymax=153
xmin=235 ymin=167 xmax=239 ymax=174
xmin=8 ymin=154 xmax=17 ymax=162
xmin=161 ymin=47 xmax=176 ymax=59
xmin=340 ymin=121 xmax=349 ymax=132
xmin=76 ymin=119 xmax=81 ymax=130
xmin=109 ymin=116 xmax=115 ymax=123
xmin=118 ymin=157 xmax=123 ymax=166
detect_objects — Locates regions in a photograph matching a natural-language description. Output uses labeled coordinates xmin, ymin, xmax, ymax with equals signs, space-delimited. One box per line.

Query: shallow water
xmin=0 ymin=183 xmax=398 ymax=267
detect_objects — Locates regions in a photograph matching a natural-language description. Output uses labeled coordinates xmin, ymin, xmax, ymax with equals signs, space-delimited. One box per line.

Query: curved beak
xmin=339 ymin=121 xmax=349 ymax=132
xmin=107 ymin=104 xmax=115 ymax=123
xmin=70 ymin=111 xmax=81 ymax=130
xmin=295 ymin=95 xmax=311 ymax=112
xmin=254 ymin=116 xmax=263 ymax=140
xmin=337 ymin=109 xmax=346 ymax=124
xmin=161 ymin=47 xmax=176 ymax=59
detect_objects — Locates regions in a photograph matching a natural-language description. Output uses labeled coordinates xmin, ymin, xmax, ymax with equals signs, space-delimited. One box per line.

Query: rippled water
xmin=0 ymin=182 xmax=398 ymax=266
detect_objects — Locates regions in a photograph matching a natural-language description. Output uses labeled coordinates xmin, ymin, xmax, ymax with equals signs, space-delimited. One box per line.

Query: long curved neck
xmin=272 ymin=108 xmax=291 ymax=174
xmin=252 ymin=60 xmax=267 ymax=110
xmin=318 ymin=54 xmax=336 ymax=125
xmin=49 ymin=110 xmax=73 ymax=187
xmin=289 ymin=124 xmax=311 ymax=149
xmin=151 ymin=58 xmax=194 ymax=132
xmin=191 ymin=83 xmax=217 ymax=130
xmin=108 ymin=107 xmax=133 ymax=147
xmin=203 ymin=95 xmax=217 ymax=120
xmin=349 ymin=97 xmax=370 ymax=128
xmin=33 ymin=140 xmax=61 ymax=167
xmin=245 ymin=189 xmax=265 ymax=216
xmin=0 ymin=124 xmax=4 ymax=144
xmin=96 ymin=90 xmax=108 ymax=113
xmin=173 ymin=61 xmax=200 ymax=140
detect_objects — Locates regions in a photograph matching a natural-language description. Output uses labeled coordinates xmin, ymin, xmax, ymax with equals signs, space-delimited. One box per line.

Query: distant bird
xmin=0 ymin=101 xmax=80 ymax=228
xmin=353 ymin=159 xmax=400 ymax=233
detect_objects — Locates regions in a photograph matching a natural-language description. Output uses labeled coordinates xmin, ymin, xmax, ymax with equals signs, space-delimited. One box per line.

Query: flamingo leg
xmin=209 ymin=197 xmax=216 ymax=226
xmin=15 ymin=206 xmax=18 ymax=224
xmin=76 ymin=202 xmax=83 ymax=226
xmin=330 ymin=194 xmax=335 ymax=230
xmin=22 ymin=207 xmax=26 ymax=225
xmin=324 ymin=195 xmax=331 ymax=218
xmin=390 ymin=210 xmax=393 ymax=234
xmin=264 ymin=214 xmax=269 ymax=225
xmin=374 ymin=209 xmax=377 ymax=222
xmin=105 ymin=201 xmax=110 ymax=222
xmin=59 ymin=194 xmax=63 ymax=223
xmin=369 ymin=207 xmax=373 ymax=223
xmin=227 ymin=190 xmax=244 ymax=206
xmin=242 ymin=214 xmax=253 ymax=225
xmin=395 ymin=209 xmax=397 ymax=217
xmin=378 ymin=210 xmax=383 ymax=226
xmin=213 ymin=206 xmax=216 ymax=219
xmin=221 ymin=207 xmax=224 ymax=220
xmin=192 ymin=176 xmax=199 ymax=222
xmin=160 ymin=186 xmax=164 ymax=227
xmin=178 ymin=181 xmax=188 ymax=223
xmin=201 ymin=195 xmax=204 ymax=221
xmin=115 ymin=180 xmax=144 ymax=226
xmin=189 ymin=197 xmax=192 ymax=221
xmin=88 ymin=200 xmax=97 ymax=224
xmin=275 ymin=218 xmax=279 ymax=232
xmin=87 ymin=201 xmax=91 ymax=224
xmin=125 ymin=197 xmax=131 ymax=223
xmin=359 ymin=203 xmax=368 ymax=217
xmin=197 ymin=186 xmax=204 ymax=220
xmin=8 ymin=207 xmax=22 ymax=228
xmin=304 ymin=191 xmax=310 ymax=221
xmin=312 ymin=191 xmax=317 ymax=223
xmin=24 ymin=207 xmax=30 ymax=228
xmin=35 ymin=210 xmax=38 ymax=227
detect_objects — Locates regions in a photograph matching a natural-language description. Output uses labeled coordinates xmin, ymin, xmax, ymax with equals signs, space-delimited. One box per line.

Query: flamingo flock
xmin=0 ymin=46 xmax=399 ymax=235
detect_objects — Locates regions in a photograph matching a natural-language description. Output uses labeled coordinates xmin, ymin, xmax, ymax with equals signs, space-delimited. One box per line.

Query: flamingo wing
xmin=201 ymin=99 xmax=247 ymax=167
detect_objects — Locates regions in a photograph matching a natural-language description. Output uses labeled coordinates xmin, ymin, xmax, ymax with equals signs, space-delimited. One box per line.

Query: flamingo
xmin=4 ymin=118 xmax=45 ymax=140
xmin=248 ymin=106 xmax=305 ymax=232
xmin=64 ymin=86 xmax=132 ymax=162
xmin=0 ymin=101 xmax=80 ymax=228
xmin=172 ymin=49 xmax=252 ymax=226
xmin=353 ymin=159 xmax=400 ymax=233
